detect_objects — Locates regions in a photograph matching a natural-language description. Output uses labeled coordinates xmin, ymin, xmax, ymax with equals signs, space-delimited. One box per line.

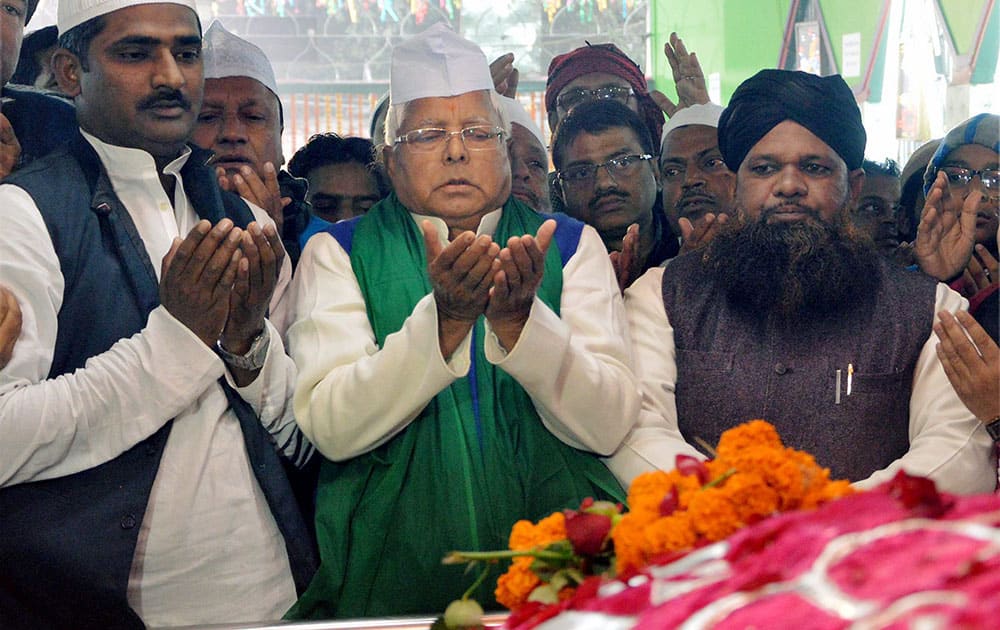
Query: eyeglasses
xmin=937 ymin=166 xmax=1000 ymax=193
xmin=555 ymin=85 xmax=634 ymax=111
xmin=394 ymin=125 xmax=505 ymax=152
xmin=557 ymin=154 xmax=653 ymax=187
xmin=854 ymin=199 xmax=902 ymax=219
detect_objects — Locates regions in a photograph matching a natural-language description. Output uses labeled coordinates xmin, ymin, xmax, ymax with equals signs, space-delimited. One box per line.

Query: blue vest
xmin=0 ymin=133 xmax=316 ymax=629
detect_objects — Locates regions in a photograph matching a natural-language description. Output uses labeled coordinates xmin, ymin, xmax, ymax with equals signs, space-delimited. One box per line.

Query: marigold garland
xmin=445 ymin=419 xmax=855 ymax=615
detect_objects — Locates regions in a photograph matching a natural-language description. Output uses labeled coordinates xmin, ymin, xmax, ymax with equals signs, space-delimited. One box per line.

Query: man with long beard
xmin=606 ymin=69 xmax=995 ymax=493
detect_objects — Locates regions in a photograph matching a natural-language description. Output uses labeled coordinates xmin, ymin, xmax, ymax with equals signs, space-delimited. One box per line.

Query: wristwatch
xmin=985 ymin=416 xmax=1000 ymax=442
xmin=216 ymin=329 xmax=270 ymax=371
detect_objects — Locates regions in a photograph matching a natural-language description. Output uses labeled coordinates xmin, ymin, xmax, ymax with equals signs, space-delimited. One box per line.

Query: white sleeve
xmin=0 ymin=185 xmax=227 ymax=486
xmin=482 ymin=225 xmax=640 ymax=456
xmin=603 ymin=266 xmax=703 ymax=486
xmin=287 ymin=233 xmax=472 ymax=461
xmin=856 ymin=284 xmax=996 ymax=494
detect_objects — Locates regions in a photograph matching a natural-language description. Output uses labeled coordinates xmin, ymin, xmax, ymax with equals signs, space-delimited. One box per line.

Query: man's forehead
xmin=203 ymin=76 xmax=278 ymax=106
xmin=560 ymin=72 xmax=631 ymax=93
xmin=566 ymin=127 xmax=643 ymax=160
xmin=662 ymin=124 xmax=719 ymax=155
xmin=511 ymin=124 xmax=546 ymax=156
xmin=402 ymin=91 xmax=495 ymax=124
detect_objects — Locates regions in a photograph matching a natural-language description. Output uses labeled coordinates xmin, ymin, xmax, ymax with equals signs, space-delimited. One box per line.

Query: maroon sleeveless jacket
xmin=661 ymin=252 xmax=938 ymax=481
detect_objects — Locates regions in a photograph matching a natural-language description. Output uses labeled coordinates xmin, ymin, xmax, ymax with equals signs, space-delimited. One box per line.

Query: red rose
xmin=565 ymin=511 xmax=613 ymax=556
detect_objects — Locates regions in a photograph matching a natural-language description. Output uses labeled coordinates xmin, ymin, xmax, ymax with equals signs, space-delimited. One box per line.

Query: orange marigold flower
xmin=495 ymin=557 xmax=539 ymax=610
xmin=716 ymin=420 xmax=783 ymax=459
xmin=610 ymin=517 xmax=649 ymax=574
xmin=626 ymin=471 xmax=676 ymax=521
xmin=686 ymin=486 xmax=742 ymax=541
xmin=509 ymin=512 xmax=566 ymax=550
xmin=721 ymin=472 xmax=781 ymax=523
xmin=642 ymin=512 xmax=697 ymax=557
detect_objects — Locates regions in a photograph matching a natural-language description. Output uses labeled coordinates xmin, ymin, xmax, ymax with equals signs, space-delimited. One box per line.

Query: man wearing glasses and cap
xmin=287 ymin=23 xmax=638 ymax=618
xmin=0 ymin=0 xmax=316 ymax=625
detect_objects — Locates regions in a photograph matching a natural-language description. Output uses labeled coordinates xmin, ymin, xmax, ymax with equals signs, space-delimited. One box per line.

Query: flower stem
xmin=462 ymin=564 xmax=491 ymax=601
xmin=443 ymin=549 xmax=574 ymax=564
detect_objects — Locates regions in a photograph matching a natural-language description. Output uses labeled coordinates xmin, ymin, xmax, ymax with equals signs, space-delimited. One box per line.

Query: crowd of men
xmin=0 ymin=0 xmax=997 ymax=626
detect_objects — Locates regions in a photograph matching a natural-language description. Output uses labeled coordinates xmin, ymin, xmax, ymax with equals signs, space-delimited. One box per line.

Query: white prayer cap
xmin=59 ymin=0 xmax=198 ymax=35
xmin=660 ymin=103 xmax=724 ymax=152
xmin=500 ymin=96 xmax=546 ymax=149
xmin=389 ymin=23 xmax=494 ymax=105
xmin=203 ymin=20 xmax=279 ymax=96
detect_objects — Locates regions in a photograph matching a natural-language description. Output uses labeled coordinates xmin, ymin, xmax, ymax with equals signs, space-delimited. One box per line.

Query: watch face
xmin=988 ymin=419 xmax=1000 ymax=442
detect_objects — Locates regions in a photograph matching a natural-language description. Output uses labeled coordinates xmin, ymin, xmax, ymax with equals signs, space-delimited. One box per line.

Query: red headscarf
xmin=545 ymin=43 xmax=664 ymax=142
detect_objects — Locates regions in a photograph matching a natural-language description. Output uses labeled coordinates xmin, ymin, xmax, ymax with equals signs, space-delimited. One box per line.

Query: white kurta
xmin=287 ymin=210 xmax=640 ymax=463
xmin=0 ymin=132 xmax=298 ymax=625
xmin=606 ymin=265 xmax=997 ymax=495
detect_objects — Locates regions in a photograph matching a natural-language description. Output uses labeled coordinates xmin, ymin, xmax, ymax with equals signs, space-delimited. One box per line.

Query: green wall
xmin=650 ymin=0 xmax=996 ymax=104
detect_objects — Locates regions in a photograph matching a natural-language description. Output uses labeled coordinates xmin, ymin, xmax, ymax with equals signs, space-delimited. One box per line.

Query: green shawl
xmin=288 ymin=194 xmax=624 ymax=619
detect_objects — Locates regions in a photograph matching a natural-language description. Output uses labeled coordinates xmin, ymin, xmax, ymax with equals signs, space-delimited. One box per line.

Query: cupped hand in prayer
xmin=485 ymin=219 xmax=556 ymax=350
xmin=217 ymin=162 xmax=290 ymax=234
xmin=679 ymin=212 xmax=729 ymax=255
xmin=609 ymin=223 xmax=642 ymax=294
xmin=0 ymin=113 xmax=21 ymax=179
xmin=0 ymin=285 xmax=21 ymax=370
xmin=490 ymin=52 xmax=519 ymax=98
xmin=159 ymin=219 xmax=243 ymax=348
xmin=422 ymin=221 xmax=500 ymax=358
xmin=934 ymin=309 xmax=1000 ymax=424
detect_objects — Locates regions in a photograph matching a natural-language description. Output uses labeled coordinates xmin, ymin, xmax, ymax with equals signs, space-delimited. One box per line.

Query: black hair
xmin=56 ymin=16 xmax=107 ymax=72
xmin=287 ymin=133 xmax=390 ymax=196
xmin=862 ymin=158 xmax=901 ymax=178
xmin=10 ymin=25 xmax=58 ymax=85
xmin=551 ymin=99 xmax=655 ymax=171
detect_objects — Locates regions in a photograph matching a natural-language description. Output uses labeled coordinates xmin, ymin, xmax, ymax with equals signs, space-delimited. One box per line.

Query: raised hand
xmin=609 ymin=223 xmax=642 ymax=294
xmin=217 ymin=162 xmax=290 ymax=233
xmin=679 ymin=212 xmax=729 ymax=254
xmin=0 ymin=113 xmax=22 ymax=179
xmin=934 ymin=309 xmax=1000 ymax=423
xmin=650 ymin=32 xmax=710 ymax=118
xmin=485 ymin=219 xmax=556 ymax=350
xmin=0 ymin=285 xmax=21 ymax=369
xmin=159 ymin=219 xmax=243 ymax=348
xmin=489 ymin=52 xmax=519 ymax=98
xmin=422 ymin=220 xmax=500 ymax=358
xmin=914 ymin=170 xmax=980 ymax=281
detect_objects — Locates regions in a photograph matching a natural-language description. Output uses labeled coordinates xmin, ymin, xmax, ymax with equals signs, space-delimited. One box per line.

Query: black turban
xmin=718 ymin=69 xmax=866 ymax=171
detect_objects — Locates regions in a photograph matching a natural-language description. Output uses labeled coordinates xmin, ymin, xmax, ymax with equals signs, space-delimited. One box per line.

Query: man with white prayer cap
xmin=286 ymin=22 xmax=638 ymax=618
xmin=0 ymin=1 xmax=316 ymax=626
xmin=500 ymin=94 xmax=551 ymax=212
xmin=658 ymin=102 xmax=734 ymax=253
xmin=193 ymin=20 xmax=311 ymax=269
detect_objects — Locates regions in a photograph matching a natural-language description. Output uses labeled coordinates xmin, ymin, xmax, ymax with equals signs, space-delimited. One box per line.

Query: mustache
xmin=759 ymin=203 xmax=822 ymax=222
xmin=138 ymin=89 xmax=192 ymax=111
xmin=588 ymin=189 xmax=629 ymax=210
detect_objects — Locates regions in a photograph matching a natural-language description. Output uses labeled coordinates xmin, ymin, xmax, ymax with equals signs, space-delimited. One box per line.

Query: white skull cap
xmin=58 ymin=0 xmax=198 ymax=35
xmin=203 ymin=20 xmax=278 ymax=96
xmin=500 ymin=95 xmax=546 ymax=149
xmin=660 ymin=103 xmax=725 ymax=153
xmin=390 ymin=23 xmax=494 ymax=105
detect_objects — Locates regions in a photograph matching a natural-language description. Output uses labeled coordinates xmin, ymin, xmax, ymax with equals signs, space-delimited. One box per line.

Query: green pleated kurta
xmin=288 ymin=195 xmax=625 ymax=618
